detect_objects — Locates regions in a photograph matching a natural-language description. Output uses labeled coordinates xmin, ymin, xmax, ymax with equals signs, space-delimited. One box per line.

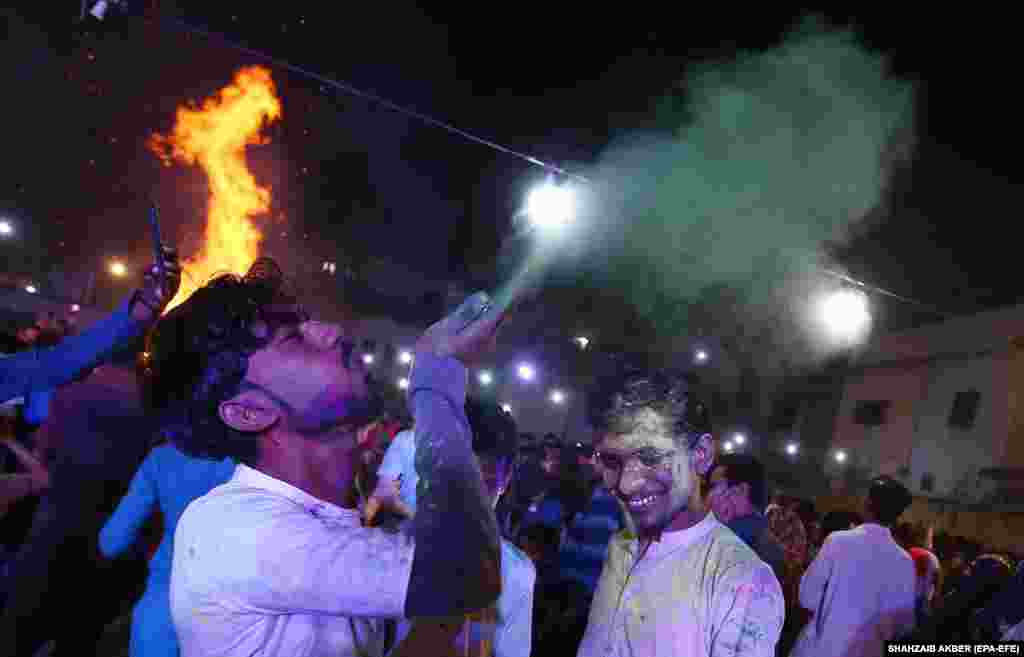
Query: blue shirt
xmin=100 ymin=444 xmax=236 ymax=579
xmin=0 ymin=298 xmax=141 ymax=406
xmin=558 ymin=485 xmax=624 ymax=596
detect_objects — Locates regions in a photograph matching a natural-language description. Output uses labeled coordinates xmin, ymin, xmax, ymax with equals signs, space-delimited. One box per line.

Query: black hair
xmin=867 ymin=475 xmax=913 ymax=525
xmin=144 ymin=258 xmax=301 ymax=465
xmin=715 ymin=453 xmax=769 ymax=511
xmin=586 ymin=359 xmax=710 ymax=449
xmin=465 ymin=396 xmax=518 ymax=460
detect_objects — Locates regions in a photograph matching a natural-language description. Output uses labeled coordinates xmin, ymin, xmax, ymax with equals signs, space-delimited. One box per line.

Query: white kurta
xmin=578 ymin=513 xmax=784 ymax=657
xmin=171 ymin=465 xmax=414 ymax=657
xmin=791 ymin=523 xmax=916 ymax=657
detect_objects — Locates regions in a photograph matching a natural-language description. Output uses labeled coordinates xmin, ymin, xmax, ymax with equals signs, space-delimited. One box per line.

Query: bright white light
xmin=695 ymin=349 xmax=709 ymax=364
xmin=25 ymin=285 xmax=37 ymax=294
xmin=397 ymin=378 xmax=409 ymax=390
xmin=517 ymin=364 xmax=536 ymax=382
xmin=526 ymin=182 xmax=575 ymax=230
xmin=733 ymin=433 xmax=746 ymax=445
xmin=574 ymin=336 xmax=590 ymax=350
xmin=478 ymin=371 xmax=493 ymax=386
xmin=70 ymin=304 xmax=81 ymax=312
xmin=501 ymin=404 xmax=513 ymax=414
xmin=819 ymin=289 xmax=872 ymax=345
xmin=362 ymin=353 xmax=375 ymax=365
xmin=550 ymin=389 xmax=566 ymax=405
xmin=723 ymin=441 xmax=734 ymax=453
xmin=0 ymin=220 xmax=12 ymax=236
xmin=786 ymin=443 xmax=799 ymax=456
xmin=835 ymin=449 xmax=847 ymax=463
xmin=322 ymin=261 xmax=336 ymax=274
xmin=109 ymin=261 xmax=127 ymax=277
xmin=398 ymin=350 xmax=413 ymax=365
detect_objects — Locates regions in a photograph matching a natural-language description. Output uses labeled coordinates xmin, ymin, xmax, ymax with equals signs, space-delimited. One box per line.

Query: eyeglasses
xmin=595 ymin=448 xmax=677 ymax=484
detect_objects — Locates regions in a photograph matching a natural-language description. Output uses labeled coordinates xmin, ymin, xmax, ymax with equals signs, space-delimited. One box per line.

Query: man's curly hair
xmin=144 ymin=258 xmax=302 ymax=464
xmin=586 ymin=354 xmax=711 ymax=450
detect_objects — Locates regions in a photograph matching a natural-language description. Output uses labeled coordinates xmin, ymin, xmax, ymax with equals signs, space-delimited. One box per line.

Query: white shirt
xmin=377 ymin=429 xmax=418 ymax=514
xmin=171 ymin=464 xmax=415 ymax=657
xmin=791 ymin=523 xmax=916 ymax=657
xmin=578 ymin=513 xmax=784 ymax=657
xmin=391 ymin=539 xmax=535 ymax=657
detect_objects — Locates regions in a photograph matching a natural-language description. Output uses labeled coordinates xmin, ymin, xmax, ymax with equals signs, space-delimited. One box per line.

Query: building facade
xmin=828 ymin=303 xmax=1024 ymax=504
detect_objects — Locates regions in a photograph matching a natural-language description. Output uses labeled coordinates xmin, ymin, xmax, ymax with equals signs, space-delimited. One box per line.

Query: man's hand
xmin=414 ymin=292 xmax=507 ymax=366
xmin=130 ymin=245 xmax=182 ymax=321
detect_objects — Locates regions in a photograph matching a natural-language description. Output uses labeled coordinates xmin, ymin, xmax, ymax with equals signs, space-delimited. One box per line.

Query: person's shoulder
xmin=707 ymin=520 xmax=777 ymax=573
xmin=177 ymin=480 xmax=287 ymax=532
xmin=500 ymin=539 xmax=537 ymax=589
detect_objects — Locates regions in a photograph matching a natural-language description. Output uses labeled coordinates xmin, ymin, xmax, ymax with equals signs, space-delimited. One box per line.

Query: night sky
xmin=2 ymin=3 xmax=1022 ymax=323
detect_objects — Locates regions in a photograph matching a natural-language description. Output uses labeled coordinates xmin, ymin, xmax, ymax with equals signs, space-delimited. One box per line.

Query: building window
xmin=853 ymin=400 xmax=890 ymax=427
xmin=921 ymin=473 xmax=935 ymax=492
xmin=948 ymin=390 xmax=981 ymax=429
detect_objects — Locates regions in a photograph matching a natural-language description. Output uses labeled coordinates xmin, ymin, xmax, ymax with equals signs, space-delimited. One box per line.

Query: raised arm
xmin=0 ymin=246 xmax=181 ymax=404
xmin=404 ymin=292 xmax=506 ymax=618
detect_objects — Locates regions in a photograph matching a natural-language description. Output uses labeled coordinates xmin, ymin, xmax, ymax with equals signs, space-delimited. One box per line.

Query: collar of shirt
xmin=232 ymin=464 xmax=361 ymax=525
xmin=859 ymin=523 xmax=894 ymax=540
xmin=626 ymin=511 xmax=719 ymax=560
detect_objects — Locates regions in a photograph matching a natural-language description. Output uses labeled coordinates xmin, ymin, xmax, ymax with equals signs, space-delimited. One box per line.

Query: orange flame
xmin=149 ymin=66 xmax=282 ymax=312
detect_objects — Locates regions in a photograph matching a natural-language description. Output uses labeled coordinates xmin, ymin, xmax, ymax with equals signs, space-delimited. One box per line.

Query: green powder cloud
xmin=565 ymin=17 xmax=916 ymax=350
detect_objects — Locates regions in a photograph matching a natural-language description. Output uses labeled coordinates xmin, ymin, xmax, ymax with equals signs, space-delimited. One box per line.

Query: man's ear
xmin=219 ymin=394 xmax=280 ymax=433
xmin=690 ymin=433 xmax=715 ymax=477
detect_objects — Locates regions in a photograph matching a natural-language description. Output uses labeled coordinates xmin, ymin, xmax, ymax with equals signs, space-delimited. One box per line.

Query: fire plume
xmin=149 ymin=66 xmax=282 ymax=312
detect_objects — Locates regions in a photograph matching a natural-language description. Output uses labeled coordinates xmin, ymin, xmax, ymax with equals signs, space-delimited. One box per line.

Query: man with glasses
xmin=578 ymin=365 xmax=783 ymax=657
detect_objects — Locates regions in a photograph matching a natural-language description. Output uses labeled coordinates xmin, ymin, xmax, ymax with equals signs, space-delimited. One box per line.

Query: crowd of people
xmin=1 ymin=246 xmax=1023 ymax=657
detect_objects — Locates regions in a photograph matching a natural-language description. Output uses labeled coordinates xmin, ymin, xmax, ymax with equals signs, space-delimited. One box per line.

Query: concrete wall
xmin=830 ymin=303 xmax=1024 ymax=502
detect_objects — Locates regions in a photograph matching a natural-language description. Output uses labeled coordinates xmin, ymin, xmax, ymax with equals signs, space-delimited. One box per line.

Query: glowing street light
xmin=517 ymin=363 xmax=536 ymax=382
xmin=786 ymin=442 xmax=799 ymax=456
xmin=501 ymin=403 xmax=513 ymax=414
xmin=695 ymin=349 xmax=709 ymax=364
xmin=723 ymin=441 xmax=734 ymax=453
xmin=362 ymin=353 xmax=375 ymax=365
xmin=398 ymin=350 xmax=413 ymax=365
xmin=526 ymin=181 xmax=575 ymax=231
xmin=819 ymin=289 xmax=871 ymax=345
xmin=549 ymin=389 xmax=566 ymax=405
xmin=70 ymin=304 xmax=81 ymax=313
xmin=109 ymin=261 xmax=127 ymax=277
xmin=573 ymin=336 xmax=590 ymax=350
xmin=733 ymin=433 xmax=746 ymax=446
xmin=24 ymin=284 xmax=37 ymax=294
xmin=397 ymin=378 xmax=409 ymax=390
xmin=478 ymin=371 xmax=494 ymax=386
xmin=0 ymin=220 xmax=12 ymax=236
xmin=835 ymin=449 xmax=847 ymax=464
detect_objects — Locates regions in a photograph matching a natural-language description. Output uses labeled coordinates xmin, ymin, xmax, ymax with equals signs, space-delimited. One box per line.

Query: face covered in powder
xmin=596 ymin=407 xmax=710 ymax=537
xmin=241 ymin=319 xmax=381 ymax=443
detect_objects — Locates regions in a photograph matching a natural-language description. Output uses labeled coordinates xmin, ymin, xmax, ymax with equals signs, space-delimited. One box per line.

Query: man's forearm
xmin=25 ymin=298 xmax=143 ymax=395
xmin=404 ymin=352 xmax=501 ymax=618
